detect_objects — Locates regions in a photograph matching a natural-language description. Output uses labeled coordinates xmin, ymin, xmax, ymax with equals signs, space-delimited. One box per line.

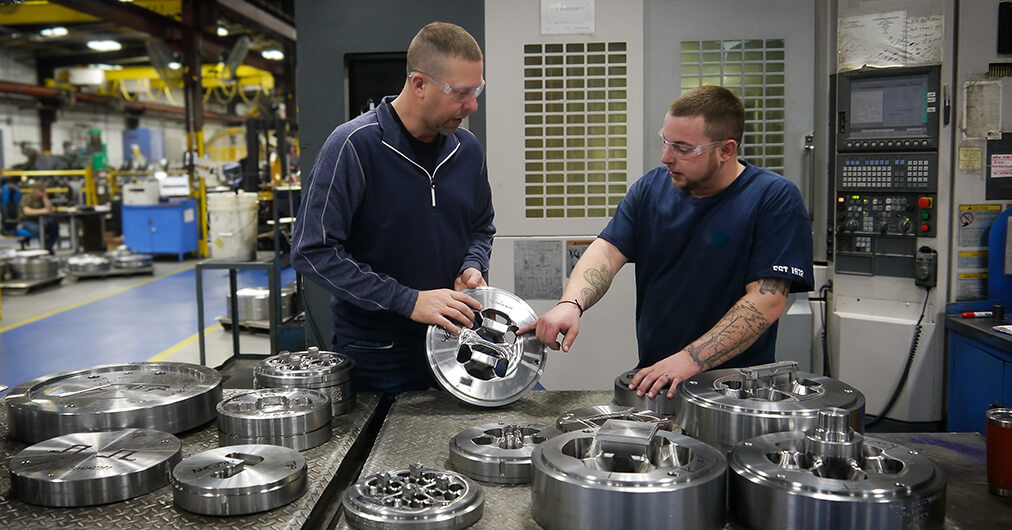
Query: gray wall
xmin=294 ymin=1 xmax=485 ymax=346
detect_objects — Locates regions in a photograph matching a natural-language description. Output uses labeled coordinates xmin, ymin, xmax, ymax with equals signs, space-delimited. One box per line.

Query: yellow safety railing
xmin=1 ymin=168 xmax=97 ymax=206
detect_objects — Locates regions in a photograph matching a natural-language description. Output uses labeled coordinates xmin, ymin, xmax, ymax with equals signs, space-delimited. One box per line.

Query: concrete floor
xmin=0 ymin=249 xmax=296 ymax=391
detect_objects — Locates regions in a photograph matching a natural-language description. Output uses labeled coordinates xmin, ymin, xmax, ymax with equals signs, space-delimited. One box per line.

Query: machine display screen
xmin=848 ymin=73 xmax=930 ymax=138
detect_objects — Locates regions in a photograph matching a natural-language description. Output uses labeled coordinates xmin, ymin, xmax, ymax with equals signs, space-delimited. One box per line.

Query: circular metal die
xmin=217 ymin=388 xmax=332 ymax=451
xmin=675 ymin=360 xmax=865 ymax=452
xmin=65 ymin=254 xmax=111 ymax=272
xmin=532 ymin=419 xmax=727 ymax=530
xmin=425 ymin=287 xmax=546 ymax=407
xmin=9 ymin=429 xmax=182 ymax=507
xmin=555 ymin=404 xmax=674 ymax=433
xmin=8 ymin=254 xmax=59 ymax=279
xmin=4 ymin=362 xmax=223 ymax=443
xmin=449 ymin=422 xmax=558 ymax=484
xmin=613 ymin=369 xmax=678 ymax=415
xmin=343 ymin=463 xmax=485 ymax=529
xmin=254 ymin=347 xmax=355 ymax=416
xmin=109 ymin=251 xmax=153 ymax=269
xmin=729 ymin=408 xmax=946 ymax=529
xmin=227 ymin=285 xmax=296 ymax=321
xmin=171 ymin=444 xmax=307 ymax=516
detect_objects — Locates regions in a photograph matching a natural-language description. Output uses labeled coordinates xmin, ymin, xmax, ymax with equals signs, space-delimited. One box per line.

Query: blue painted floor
xmin=0 ymin=266 xmax=295 ymax=389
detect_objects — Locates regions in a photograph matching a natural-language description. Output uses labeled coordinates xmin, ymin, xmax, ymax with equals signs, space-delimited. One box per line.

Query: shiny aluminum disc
xmin=111 ymin=252 xmax=153 ymax=269
xmin=613 ymin=369 xmax=678 ymax=415
xmin=449 ymin=422 xmax=558 ymax=484
xmin=729 ymin=408 xmax=946 ymax=529
xmin=171 ymin=444 xmax=307 ymax=516
xmin=555 ymin=404 xmax=674 ymax=432
xmin=255 ymin=347 xmax=355 ymax=416
xmin=343 ymin=463 xmax=484 ymax=529
xmin=4 ymin=362 xmax=223 ymax=443
xmin=425 ymin=287 xmax=545 ymax=407
xmin=65 ymin=255 xmax=111 ymax=272
xmin=217 ymin=388 xmax=332 ymax=451
xmin=532 ymin=419 xmax=726 ymax=530
xmin=9 ymin=429 xmax=182 ymax=507
xmin=675 ymin=360 xmax=865 ymax=453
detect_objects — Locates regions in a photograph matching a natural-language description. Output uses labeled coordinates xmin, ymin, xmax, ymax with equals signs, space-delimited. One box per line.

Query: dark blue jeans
xmin=334 ymin=335 xmax=437 ymax=395
xmin=20 ymin=218 xmax=59 ymax=251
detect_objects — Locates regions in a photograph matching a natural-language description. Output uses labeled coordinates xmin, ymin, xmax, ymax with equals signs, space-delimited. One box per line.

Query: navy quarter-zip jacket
xmin=292 ymin=96 xmax=495 ymax=344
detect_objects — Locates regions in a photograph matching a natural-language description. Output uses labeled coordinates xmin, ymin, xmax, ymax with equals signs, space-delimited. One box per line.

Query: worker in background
xmin=292 ymin=21 xmax=494 ymax=395
xmin=19 ymin=180 xmax=59 ymax=253
xmin=519 ymin=85 xmax=814 ymax=399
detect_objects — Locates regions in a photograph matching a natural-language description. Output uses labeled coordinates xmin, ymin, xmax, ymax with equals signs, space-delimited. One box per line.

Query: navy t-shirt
xmin=599 ymin=161 xmax=814 ymax=369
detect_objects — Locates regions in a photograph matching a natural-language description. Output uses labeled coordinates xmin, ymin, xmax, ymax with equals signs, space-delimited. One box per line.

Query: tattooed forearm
xmin=684 ymin=299 xmax=771 ymax=371
xmin=579 ymin=264 xmax=611 ymax=308
xmin=758 ymin=278 xmax=790 ymax=296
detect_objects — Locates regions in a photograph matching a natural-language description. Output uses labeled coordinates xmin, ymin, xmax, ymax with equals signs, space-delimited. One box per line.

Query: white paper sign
xmin=993 ymin=154 xmax=1012 ymax=178
xmin=541 ymin=0 xmax=595 ymax=35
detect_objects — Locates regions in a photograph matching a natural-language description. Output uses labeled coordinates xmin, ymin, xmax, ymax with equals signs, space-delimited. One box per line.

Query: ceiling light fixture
xmin=217 ymin=26 xmax=229 ymax=37
xmin=168 ymin=61 xmax=182 ymax=70
xmin=40 ymin=27 xmax=68 ymax=38
xmin=261 ymin=48 xmax=284 ymax=61
xmin=86 ymin=40 xmax=122 ymax=52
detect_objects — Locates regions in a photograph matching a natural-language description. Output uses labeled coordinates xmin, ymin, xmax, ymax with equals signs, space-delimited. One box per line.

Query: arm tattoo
xmin=758 ymin=278 xmax=790 ymax=296
xmin=684 ymin=299 xmax=771 ymax=371
xmin=579 ymin=264 xmax=611 ymax=308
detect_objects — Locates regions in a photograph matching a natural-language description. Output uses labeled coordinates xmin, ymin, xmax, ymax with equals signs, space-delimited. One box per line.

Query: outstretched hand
xmin=410 ymin=289 xmax=481 ymax=335
xmin=626 ymin=353 xmax=700 ymax=399
xmin=516 ymin=302 xmax=581 ymax=352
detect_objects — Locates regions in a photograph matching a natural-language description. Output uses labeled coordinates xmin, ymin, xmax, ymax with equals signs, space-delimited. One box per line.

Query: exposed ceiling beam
xmin=37 ymin=47 xmax=150 ymax=69
xmin=217 ymin=0 xmax=295 ymax=42
xmin=47 ymin=0 xmax=284 ymax=75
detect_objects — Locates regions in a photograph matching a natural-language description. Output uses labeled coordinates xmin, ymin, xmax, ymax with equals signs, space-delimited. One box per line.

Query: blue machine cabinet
xmin=945 ymin=315 xmax=1012 ymax=432
xmin=122 ymin=199 xmax=198 ymax=260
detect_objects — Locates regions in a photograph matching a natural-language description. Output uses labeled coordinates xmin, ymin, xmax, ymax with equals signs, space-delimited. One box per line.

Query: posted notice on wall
xmin=541 ymin=0 xmax=595 ymax=35
xmin=993 ymin=154 xmax=1012 ymax=179
xmin=514 ymin=240 xmax=563 ymax=300
xmin=565 ymin=240 xmax=592 ymax=278
xmin=958 ymin=204 xmax=1003 ymax=248
xmin=957 ymin=272 xmax=988 ymax=301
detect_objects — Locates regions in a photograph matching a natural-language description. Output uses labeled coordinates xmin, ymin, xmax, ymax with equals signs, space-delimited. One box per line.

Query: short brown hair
xmin=669 ymin=85 xmax=745 ymax=144
xmin=406 ymin=22 xmax=482 ymax=76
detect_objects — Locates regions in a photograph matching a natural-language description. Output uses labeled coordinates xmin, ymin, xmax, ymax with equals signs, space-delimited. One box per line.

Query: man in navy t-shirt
xmin=519 ymin=85 xmax=813 ymax=400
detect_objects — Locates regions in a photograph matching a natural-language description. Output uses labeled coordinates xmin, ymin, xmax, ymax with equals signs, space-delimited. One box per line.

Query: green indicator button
xmin=921 ymin=212 xmax=930 ymax=221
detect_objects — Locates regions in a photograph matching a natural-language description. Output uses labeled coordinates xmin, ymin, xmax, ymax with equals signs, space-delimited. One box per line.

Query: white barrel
xmin=207 ymin=191 xmax=258 ymax=261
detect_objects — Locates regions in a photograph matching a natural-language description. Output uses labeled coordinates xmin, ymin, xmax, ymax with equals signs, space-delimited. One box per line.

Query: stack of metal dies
xmin=253 ymin=346 xmax=356 ymax=416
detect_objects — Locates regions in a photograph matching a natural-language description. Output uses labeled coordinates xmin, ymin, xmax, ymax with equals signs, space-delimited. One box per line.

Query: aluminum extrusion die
xmin=426 ymin=286 xmax=545 ymax=407
xmin=448 ymin=422 xmax=558 ymax=483
xmin=217 ymin=388 xmax=332 ymax=451
xmin=343 ymin=463 xmax=485 ymax=529
xmin=4 ymin=361 xmax=223 ymax=443
xmin=555 ymin=404 xmax=674 ymax=432
xmin=675 ymin=360 xmax=865 ymax=452
xmin=254 ymin=346 xmax=355 ymax=416
xmin=613 ymin=369 xmax=678 ymax=415
xmin=9 ymin=429 xmax=182 ymax=507
xmin=531 ymin=419 xmax=726 ymax=530
xmin=728 ymin=408 xmax=946 ymax=529
xmin=171 ymin=444 xmax=307 ymax=516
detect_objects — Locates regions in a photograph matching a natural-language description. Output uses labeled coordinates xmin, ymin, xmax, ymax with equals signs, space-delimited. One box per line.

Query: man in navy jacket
xmin=293 ymin=22 xmax=495 ymax=394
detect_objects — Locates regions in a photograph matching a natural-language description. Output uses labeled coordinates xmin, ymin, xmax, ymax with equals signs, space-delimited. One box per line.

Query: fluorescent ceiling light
xmin=168 ymin=61 xmax=182 ymax=70
xmin=86 ymin=40 xmax=122 ymax=52
xmin=217 ymin=26 xmax=229 ymax=37
xmin=40 ymin=27 xmax=68 ymax=38
xmin=261 ymin=49 xmax=284 ymax=61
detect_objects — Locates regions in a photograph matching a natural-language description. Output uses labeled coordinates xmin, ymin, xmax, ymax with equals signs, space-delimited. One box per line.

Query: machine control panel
xmin=837 ymin=153 xmax=936 ymax=192
xmin=836 ymin=193 xmax=936 ymax=237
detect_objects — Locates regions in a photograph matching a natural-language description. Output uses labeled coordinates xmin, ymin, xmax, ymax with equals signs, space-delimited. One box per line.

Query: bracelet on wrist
xmin=556 ymin=299 xmax=584 ymax=316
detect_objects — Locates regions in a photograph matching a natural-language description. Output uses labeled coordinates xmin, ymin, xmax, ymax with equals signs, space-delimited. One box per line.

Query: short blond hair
xmin=406 ymin=21 xmax=482 ymax=77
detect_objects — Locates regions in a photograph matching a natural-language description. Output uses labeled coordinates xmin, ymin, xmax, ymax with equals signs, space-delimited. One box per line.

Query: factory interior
xmin=0 ymin=0 xmax=1010 ymax=528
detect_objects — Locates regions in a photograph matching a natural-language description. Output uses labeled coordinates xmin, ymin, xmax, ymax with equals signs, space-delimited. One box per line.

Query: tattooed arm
xmin=516 ymin=238 xmax=628 ymax=351
xmin=628 ymin=277 xmax=792 ymax=398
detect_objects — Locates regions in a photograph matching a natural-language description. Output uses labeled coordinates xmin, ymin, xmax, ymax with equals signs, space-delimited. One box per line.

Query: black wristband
xmin=556 ymin=299 xmax=584 ymax=316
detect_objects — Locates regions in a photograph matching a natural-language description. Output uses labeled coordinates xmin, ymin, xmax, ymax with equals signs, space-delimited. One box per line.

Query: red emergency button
xmin=920 ymin=224 xmax=930 ymax=232
xmin=918 ymin=197 xmax=933 ymax=208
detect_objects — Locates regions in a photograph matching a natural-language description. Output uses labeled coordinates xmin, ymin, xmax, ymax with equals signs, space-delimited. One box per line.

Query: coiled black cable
xmin=867 ymin=287 xmax=931 ymax=429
